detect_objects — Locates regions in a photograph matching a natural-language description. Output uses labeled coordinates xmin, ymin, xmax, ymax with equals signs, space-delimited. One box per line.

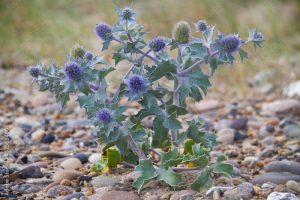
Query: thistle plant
xmin=28 ymin=7 xmax=264 ymax=192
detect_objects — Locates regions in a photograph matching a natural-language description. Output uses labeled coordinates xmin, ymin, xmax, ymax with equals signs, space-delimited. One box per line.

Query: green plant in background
xmin=28 ymin=7 xmax=263 ymax=192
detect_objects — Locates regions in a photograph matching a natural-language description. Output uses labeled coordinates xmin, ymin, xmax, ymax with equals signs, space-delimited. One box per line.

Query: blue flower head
xmin=96 ymin=108 xmax=113 ymax=123
xmin=148 ymin=37 xmax=166 ymax=52
xmin=28 ymin=66 xmax=41 ymax=78
xmin=63 ymin=61 xmax=82 ymax=81
xmin=195 ymin=20 xmax=208 ymax=32
xmin=95 ymin=23 xmax=112 ymax=41
xmin=121 ymin=7 xmax=134 ymax=20
xmin=125 ymin=74 xmax=149 ymax=100
xmin=220 ymin=34 xmax=242 ymax=54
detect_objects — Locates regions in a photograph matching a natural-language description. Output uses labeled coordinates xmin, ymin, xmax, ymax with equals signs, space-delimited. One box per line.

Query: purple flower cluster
xmin=148 ymin=37 xmax=166 ymax=52
xmin=63 ymin=61 xmax=82 ymax=81
xmin=95 ymin=23 xmax=112 ymax=41
xmin=127 ymin=75 xmax=146 ymax=94
xmin=28 ymin=66 xmax=41 ymax=78
xmin=220 ymin=34 xmax=241 ymax=54
xmin=96 ymin=108 xmax=113 ymax=123
xmin=196 ymin=20 xmax=208 ymax=32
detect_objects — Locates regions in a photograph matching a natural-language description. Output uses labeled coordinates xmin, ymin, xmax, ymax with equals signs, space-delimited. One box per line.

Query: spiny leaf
xmin=133 ymin=159 xmax=157 ymax=193
xmin=157 ymin=168 xmax=182 ymax=187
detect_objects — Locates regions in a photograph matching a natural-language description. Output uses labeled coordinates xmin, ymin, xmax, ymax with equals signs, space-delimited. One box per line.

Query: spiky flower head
xmin=148 ymin=37 xmax=166 ymax=52
xmin=63 ymin=61 xmax=82 ymax=81
xmin=96 ymin=108 xmax=113 ymax=123
xmin=85 ymin=51 xmax=93 ymax=61
xmin=220 ymin=34 xmax=242 ymax=54
xmin=195 ymin=20 xmax=208 ymax=32
xmin=71 ymin=44 xmax=86 ymax=59
xmin=127 ymin=75 xmax=146 ymax=94
xmin=121 ymin=7 xmax=134 ymax=20
xmin=28 ymin=66 xmax=41 ymax=78
xmin=172 ymin=21 xmax=192 ymax=44
xmin=95 ymin=23 xmax=112 ymax=41
xmin=255 ymin=32 xmax=264 ymax=40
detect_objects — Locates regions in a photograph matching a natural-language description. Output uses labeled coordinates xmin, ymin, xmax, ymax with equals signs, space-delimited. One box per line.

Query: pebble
xmin=215 ymin=119 xmax=232 ymax=130
xmin=42 ymin=133 xmax=56 ymax=143
xmin=15 ymin=116 xmax=41 ymax=128
xmin=265 ymin=160 xmax=300 ymax=175
xmin=52 ymin=170 xmax=82 ymax=183
xmin=46 ymin=185 xmax=73 ymax=197
xmin=91 ymin=175 xmax=120 ymax=188
xmin=57 ymin=192 xmax=84 ymax=200
xmin=60 ymin=179 xmax=71 ymax=186
xmin=170 ymin=190 xmax=195 ymax=200
xmin=261 ymin=99 xmax=300 ymax=117
xmin=230 ymin=117 xmax=248 ymax=130
xmin=216 ymin=128 xmax=235 ymax=145
xmin=96 ymin=190 xmax=140 ymax=200
xmin=12 ymin=184 xmax=41 ymax=194
xmin=267 ymin=192 xmax=298 ymax=200
xmin=60 ymin=158 xmax=82 ymax=170
xmin=31 ymin=129 xmax=45 ymax=143
xmin=67 ymin=118 xmax=91 ymax=129
xmin=189 ymin=99 xmax=222 ymax=113
xmin=9 ymin=127 xmax=25 ymax=138
xmin=88 ymin=153 xmax=102 ymax=163
xmin=38 ymin=152 xmax=68 ymax=158
xmin=283 ymin=124 xmax=300 ymax=139
xmin=283 ymin=80 xmax=300 ymax=98
xmin=236 ymin=182 xmax=254 ymax=199
xmin=286 ymin=180 xmax=300 ymax=194
xmin=74 ymin=153 xmax=89 ymax=164
xmin=19 ymin=165 xmax=43 ymax=179
xmin=251 ymin=172 xmax=300 ymax=185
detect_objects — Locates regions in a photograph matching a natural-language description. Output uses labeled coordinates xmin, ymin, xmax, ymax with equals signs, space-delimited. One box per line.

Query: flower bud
xmin=148 ymin=36 xmax=166 ymax=52
xmin=195 ymin=20 xmax=208 ymax=32
xmin=96 ymin=108 xmax=113 ymax=123
xmin=95 ymin=23 xmax=112 ymax=41
xmin=220 ymin=34 xmax=241 ymax=54
xmin=127 ymin=75 xmax=146 ymax=94
xmin=71 ymin=44 xmax=86 ymax=59
xmin=122 ymin=7 xmax=134 ymax=20
xmin=85 ymin=51 xmax=93 ymax=61
xmin=172 ymin=21 xmax=192 ymax=44
xmin=63 ymin=61 xmax=82 ymax=81
xmin=28 ymin=66 xmax=41 ymax=78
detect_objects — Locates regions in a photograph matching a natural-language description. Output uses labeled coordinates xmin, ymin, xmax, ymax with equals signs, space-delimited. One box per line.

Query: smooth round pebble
xmin=42 ymin=134 xmax=55 ymax=143
xmin=74 ymin=153 xmax=88 ymax=164
xmin=88 ymin=153 xmax=101 ymax=163
xmin=60 ymin=158 xmax=82 ymax=170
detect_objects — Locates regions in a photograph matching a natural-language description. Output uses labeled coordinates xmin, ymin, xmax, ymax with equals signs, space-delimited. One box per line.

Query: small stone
xmin=84 ymin=190 xmax=93 ymax=196
xmin=262 ymin=183 xmax=275 ymax=189
xmin=217 ymin=128 xmax=235 ymax=145
xmin=230 ymin=117 xmax=248 ymax=130
xmin=15 ymin=116 xmax=41 ymax=128
xmin=97 ymin=191 xmax=140 ymax=200
xmin=265 ymin=160 xmax=300 ymax=175
xmin=284 ymin=81 xmax=300 ymax=98
xmin=74 ymin=153 xmax=89 ymax=164
xmin=60 ymin=158 xmax=82 ymax=170
xmin=60 ymin=179 xmax=71 ymax=186
xmin=88 ymin=153 xmax=102 ymax=163
xmin=283 ymin=124 xmax=300 ymax=139
xmin=53 ymin=170 xmax=82 ymax=183
xmin=236 ymin=182 xmax=254 ymax=199
xmin=19 ymin=165 xmax=43 ymax=179
xmin=31 ymin=129 xmax=45 ymax=143
xmin=286 ymin=180 xmax=300 ymax=194
xmin=261 ymin=99 xmax=300 ymax=117
xmin=251 ymin=172 xmax=300 ymax=185
xmin=267 ymin=192 xmax=298 ymax=200
xmin=67 ymin=119 xmax=90 ymax=129
xmin=91 ymin=175 xmax=120 ymax=188
xmin=12 ymin=184 xmax=41 ymax=194
xmin=57 ymin=192 xmax=84 ymax=200
xmin=9 ymin=127 xmax=25 ymax=138
xmin=189 ymin=99 xmax=222 ymax=113
xmin=42 ymin=133 xmax=55 ymax=144
xmin=215 ymin=119 xmax=232 ymax=131
xmin=170 ymin=190 xmax=195 ymax=200
xmin=46 ymin=185 xmax=73 ymax=197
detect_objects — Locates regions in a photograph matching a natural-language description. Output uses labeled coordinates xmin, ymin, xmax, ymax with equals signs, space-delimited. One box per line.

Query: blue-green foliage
xmin=28 ymin=7 xmax=263 ymax=192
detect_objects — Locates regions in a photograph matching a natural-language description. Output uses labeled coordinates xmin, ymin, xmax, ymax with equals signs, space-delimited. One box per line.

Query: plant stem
xmin=178 ymin=50 xmax=219 ymax=76
xmin=172 ymin=166 xmax=199 ymax=171
xmin=136 ymin=49 xmax=152 ymax=64
xmin=125 ymin=20 xmax=133 ymax=42
xmin=121 ymin=161 xmax=136 ymax=168
xmin=127 ymin=134 xmax=147 ymax=159
xmin=112 ymin=37 xmax=158 ymax=63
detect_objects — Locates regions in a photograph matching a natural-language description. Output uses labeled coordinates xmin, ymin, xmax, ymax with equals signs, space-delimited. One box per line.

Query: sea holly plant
xmin=28 ymin=7 xmax=264 ymax=192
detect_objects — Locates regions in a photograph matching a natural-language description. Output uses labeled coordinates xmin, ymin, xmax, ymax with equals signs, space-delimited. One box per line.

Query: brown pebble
xmin=84 ymin=190 xmax=93 ymax=196
xmin=60 ymin=179 xmax=71 ymax=186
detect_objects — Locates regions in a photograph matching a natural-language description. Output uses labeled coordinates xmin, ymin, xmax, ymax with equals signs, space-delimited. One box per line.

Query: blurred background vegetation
xmin=0 ymin=0 xmax=299 ymax=97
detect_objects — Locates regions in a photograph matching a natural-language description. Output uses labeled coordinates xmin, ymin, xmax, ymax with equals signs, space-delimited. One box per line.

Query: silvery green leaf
xmin=157 ymin=168 xmax=182 ymax=187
